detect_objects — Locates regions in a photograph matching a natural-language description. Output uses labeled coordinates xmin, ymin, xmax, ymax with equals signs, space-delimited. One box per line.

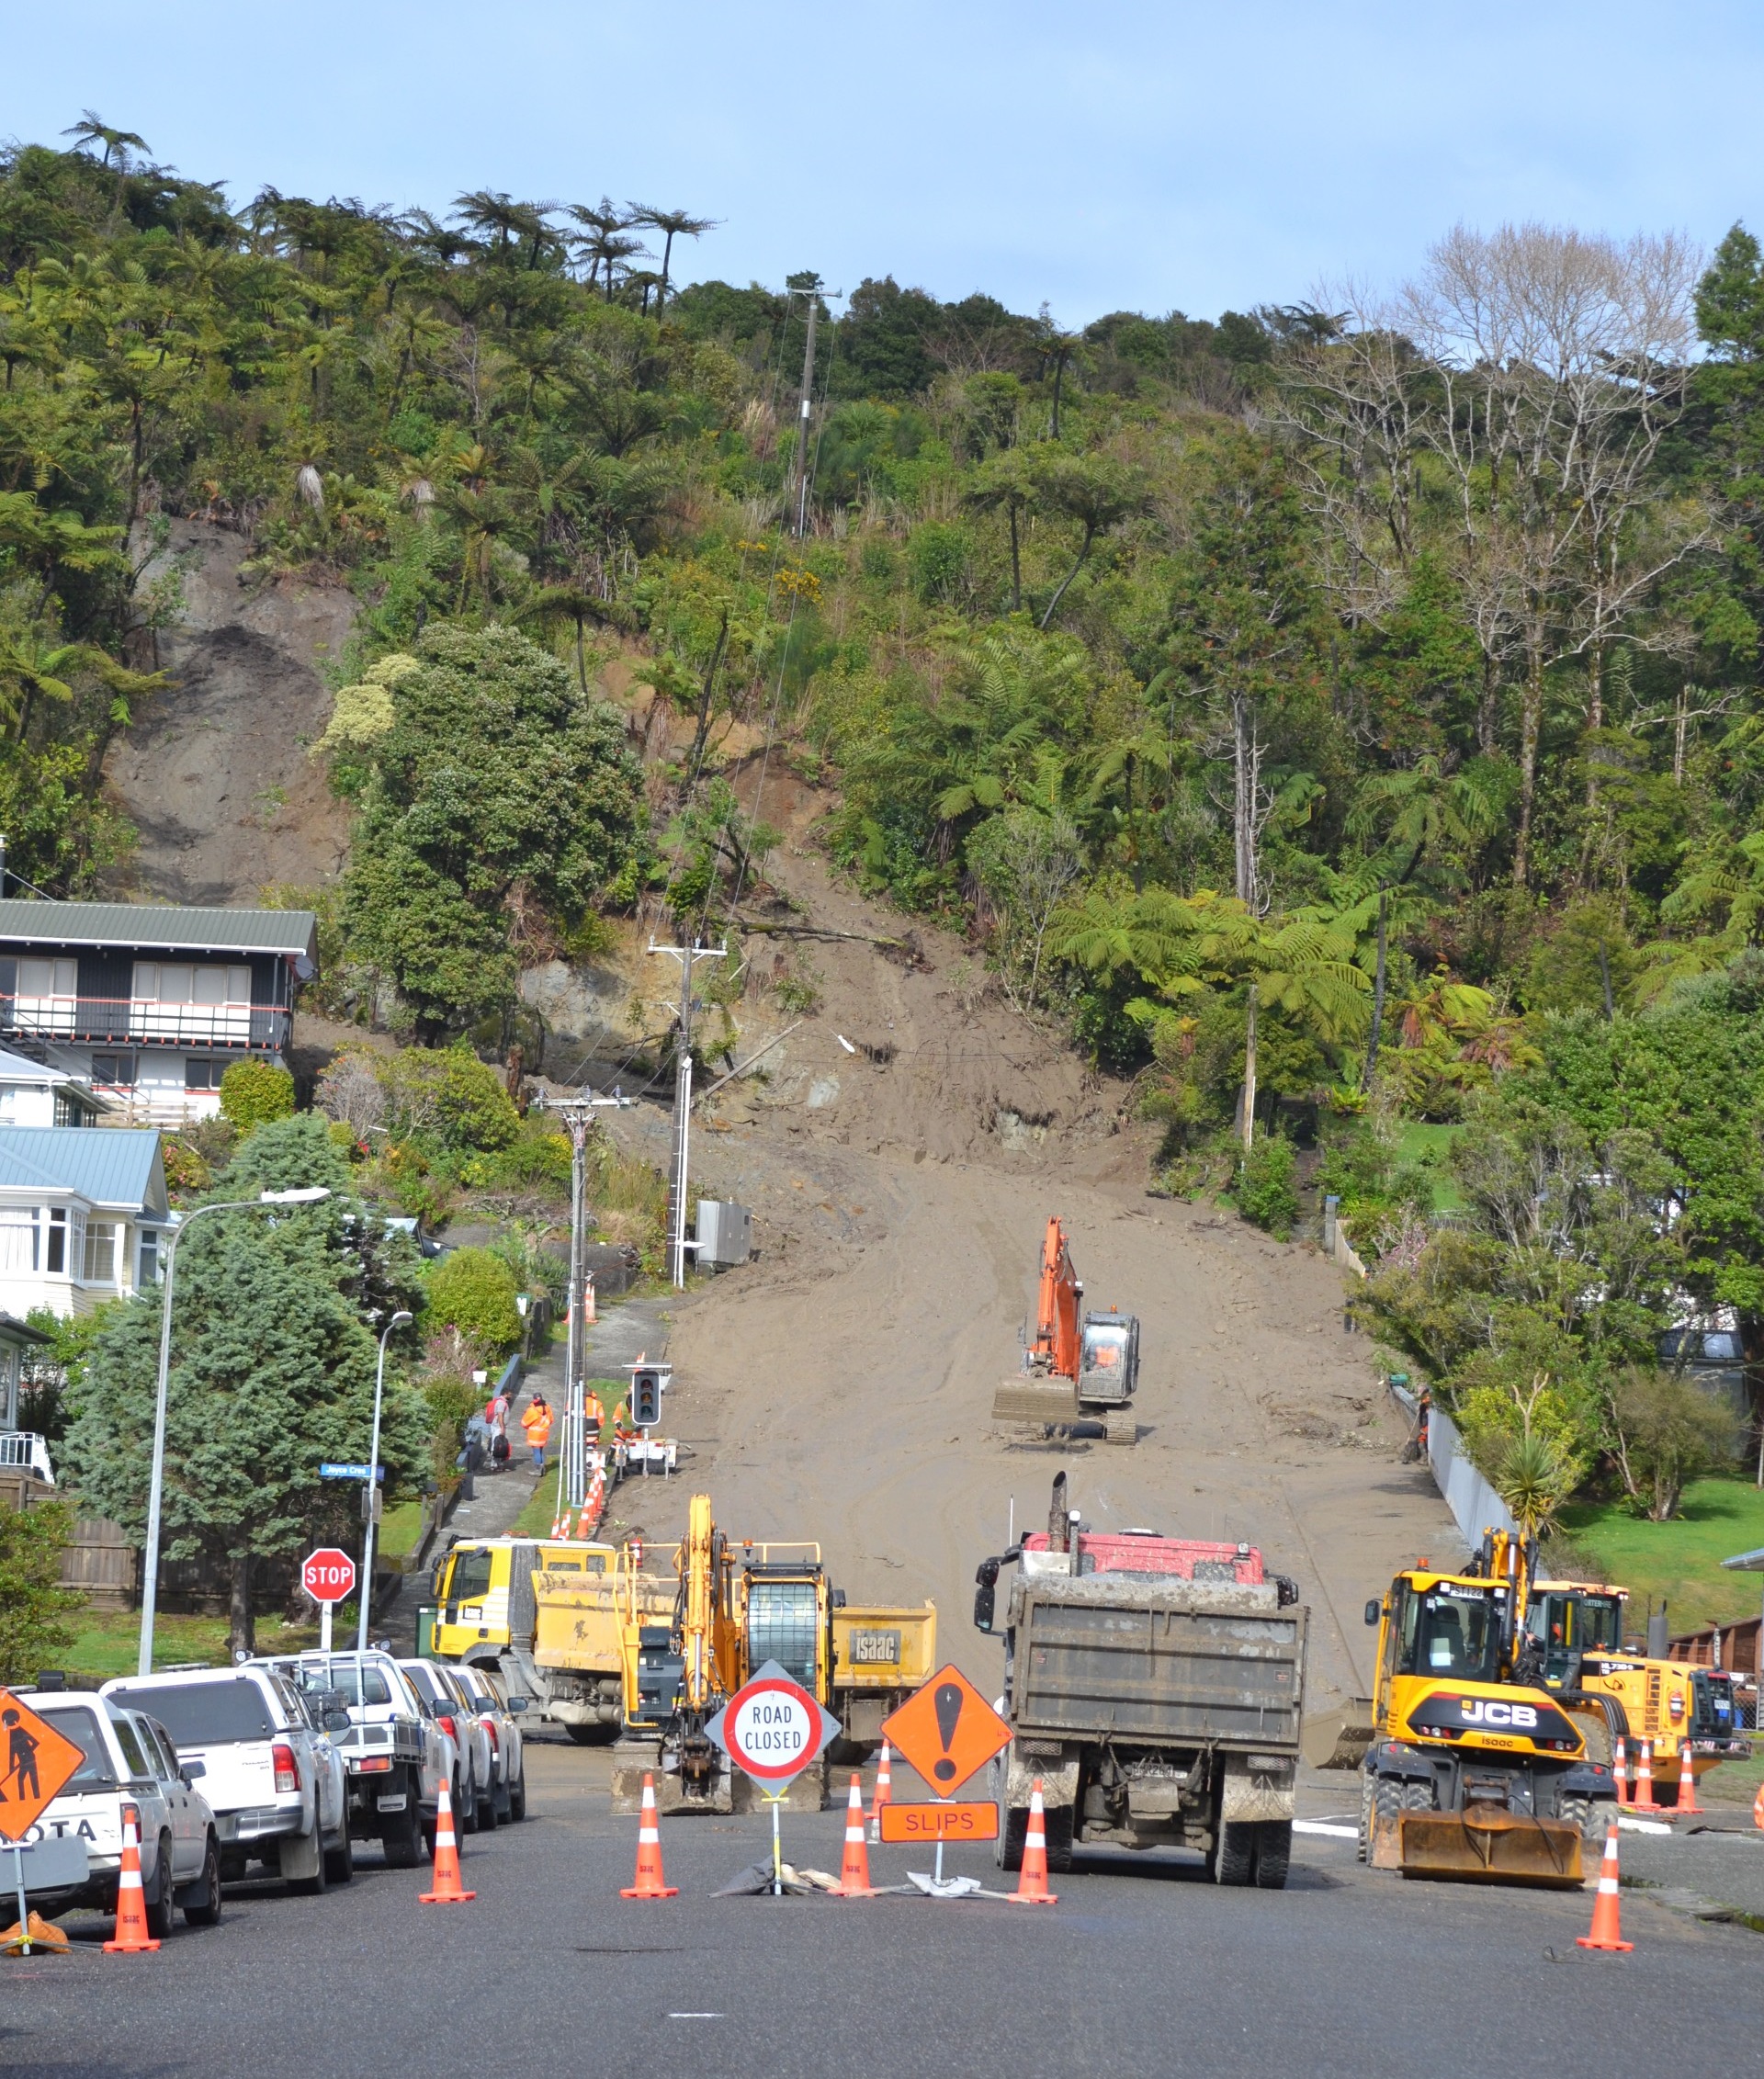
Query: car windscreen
xmin=37 ymin=1705 xmax=119 ymax=1791
xmin=449 ymin=1552 xmax=494 ymax=1601
xmin=107 ymin=1678 xmax=276 ymax=1746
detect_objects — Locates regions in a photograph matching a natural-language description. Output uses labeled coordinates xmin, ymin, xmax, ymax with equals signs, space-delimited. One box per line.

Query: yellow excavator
xmin=1360 ymin=1531 xmax=1620 ymax=1885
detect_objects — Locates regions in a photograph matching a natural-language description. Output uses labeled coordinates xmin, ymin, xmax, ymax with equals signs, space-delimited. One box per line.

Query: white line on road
xmin=1295 ymin=1821 xmax=1358 ymax=1839
xmin=670 ymin=2014 xmax=725 ymax=2019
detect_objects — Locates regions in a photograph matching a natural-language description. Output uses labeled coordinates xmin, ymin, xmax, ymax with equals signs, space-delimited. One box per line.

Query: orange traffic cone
xmin=419 ymin=1775 xmax=476 ymax=1903
xmin=1633 ymin=1740 xmax=1659 ymax=1813
xmin=1576 ymin=1826 xmax=1634 ymax=1952
xmin=1675 ymin=1740 xmax=1702 ymax=1816
xmin=1009 ymin=1778 xmax=1057 ymax=1906
xmin=103 ymin=1813 xmax=160 ymax=1952
xmin=831 ymin=1774 xmax=878 ymax=1897
xmin=583 ymin=1277 xmax=597 ymax=1326
xmin=1753 ymin=1782 xmax=1764 ymax=1832
xmin=868 ymin=1740 xmax=893 ymax=1843
xmin=1611 ymin=1735 xmax=1631 ymax=1806
xmin=620 ymin=1773 xmax=678 ymax=1899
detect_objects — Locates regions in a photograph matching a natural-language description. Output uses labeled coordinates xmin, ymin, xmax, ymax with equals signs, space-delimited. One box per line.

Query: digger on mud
xmin=991 ymin=1216 xmax=1140 ymax=1444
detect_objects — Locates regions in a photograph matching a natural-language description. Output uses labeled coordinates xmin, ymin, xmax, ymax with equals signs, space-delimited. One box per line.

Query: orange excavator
xmin=991 ymin=1216 xmax=1141 ymax=1445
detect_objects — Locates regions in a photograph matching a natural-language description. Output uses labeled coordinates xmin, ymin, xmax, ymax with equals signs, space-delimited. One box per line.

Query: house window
xmin=17 ymin=957 xmax=78 ymax=1000
xmin=45 ymin=1207 xmax=67 ymax=1274
xmin=52 ymin=1091 xmax=91 ymax=1127
xmin=0 ymin=1208 xmax=40 ymax=1274
xmin=131 ymin=963 xmax=251 ymax=1005
xmin=91 ymin=1053 xmax=136 ymax=1088
xmin=81 ymin=1221 xmax=119 ymax=1286
xmin=138 ymin=1229 xmax=160 ymax=1287
xmin=185 ymin=1058 xmax=226 ymax=1090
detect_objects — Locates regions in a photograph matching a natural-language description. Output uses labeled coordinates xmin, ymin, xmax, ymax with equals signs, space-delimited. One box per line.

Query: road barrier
xmin=1677 ymin=1740 xmax=1702 ymax=1815
xmin=1634 ymin=1741 xmax=1659 ymax=1813
xmin=103 ymin=1815 xmax=158 ymax=1953
xmin=1612 ymin=1735 xmax=1630 ymax=1805
xmin=868 ymin=1740 xmax=892 ymax=1843
xmin=1576 ymin=1827 xmax=1634 ymax=1952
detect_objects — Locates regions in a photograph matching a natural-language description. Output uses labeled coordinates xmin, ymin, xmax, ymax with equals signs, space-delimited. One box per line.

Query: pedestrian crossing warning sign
xmin=0 ymin=1688 xmax=84 ymax=1841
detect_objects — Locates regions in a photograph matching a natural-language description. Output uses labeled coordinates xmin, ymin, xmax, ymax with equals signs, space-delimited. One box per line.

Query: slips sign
xmin=879 ymin=1802 xmax=998 ymax=1844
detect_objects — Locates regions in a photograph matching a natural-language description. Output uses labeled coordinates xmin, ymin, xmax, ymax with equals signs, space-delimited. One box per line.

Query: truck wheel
xmin=566 ymin=1724 xmax=600 ymax=1746
xmin=1103 ymin=1411 xmax=1136 ymax=1447
xmin=457 ymin=1772 xmax=479 ymax=1835
xmin=1214 ymin=1821 xmax=1255 ymax=1886
xmin=1357 ymin=1773 xmax=1374 ymax=1863
xmin=1560 ymin=1794 xmax=1605 ymax=1840
xmin=1252 ymin=1820 xmax=1292 ymax=1890
xmin=477 ymin=1780 xmax=498 ymax=1832
xmin=323 ymin=1822 xmax=355 ymax=1885
xmin=381 ymin=1792 xmax=424 ymax=1870
xmin=997 ymin=1805 xmax=1029 ymax=1873
xmin=1044 ymin=1805 xmax=1075 ymax=1874
xmin=287 ymin=1830 xmax=329 ymax=1897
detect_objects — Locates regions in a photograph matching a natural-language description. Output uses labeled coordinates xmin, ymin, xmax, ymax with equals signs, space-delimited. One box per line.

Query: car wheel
xmin=183 ymin=1834 xmax=223 ymax=1928
xmin=492 ymin=1771 xmax=513 ymax=1825
xmin=457 ymin=1772 xmax=479 ymax=1835
xmin=508 ymin=1768 xmax=526 ymax=1824
xmin=381 ymin=1798 xmax=424 ymax=1870
xmin=323 ymin=1822 xmax=355 ymax=1885
xmin=144 ymin=1835 xmax=177 ymax=1939
xmin=288 ymin=1830 xmax=329 ymax=1897
xmin=476 ymin=1780 xmax=498 ymax=1832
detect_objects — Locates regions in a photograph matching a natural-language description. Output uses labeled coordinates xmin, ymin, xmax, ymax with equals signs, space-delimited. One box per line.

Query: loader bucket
xmin=1301 ymin=1700 xmax=1376 ymax=1771
xmin=1396 ymin=1805 xmax=1584 ymax=1888
xmin=992 ymin=1374 xmax=1080 ymax=1425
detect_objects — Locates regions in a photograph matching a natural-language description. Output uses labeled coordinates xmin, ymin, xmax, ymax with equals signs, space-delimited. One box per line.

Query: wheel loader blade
xmin=992 ymin=1374 xmax=1080 ymax=1424
xmin=1396 ymin=1807 xmax=1584 ymax=1888
xmin=1301 ymin=1701 xmax=1376 ymax=1770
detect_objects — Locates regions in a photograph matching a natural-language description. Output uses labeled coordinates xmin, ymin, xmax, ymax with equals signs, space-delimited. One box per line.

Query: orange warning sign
xmin=879 ymin=1801 xmax=998 ymax=1843
xmin=0 ymin=1688 xmax=85 ymax=1842
xmin=880 ymin=1665 xmax=1012 ymax=1797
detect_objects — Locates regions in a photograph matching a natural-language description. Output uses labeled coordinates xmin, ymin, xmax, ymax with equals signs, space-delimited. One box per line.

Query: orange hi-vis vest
xmin=521 ymin=1402 xmax=553 ymax=1447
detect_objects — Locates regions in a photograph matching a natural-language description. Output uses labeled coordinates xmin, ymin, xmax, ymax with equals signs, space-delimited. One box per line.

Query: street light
xmin=137 ymin=1185 xmax=333 ymax=1677
xmin=359 ymin=1308 xmax=413 ymax=1652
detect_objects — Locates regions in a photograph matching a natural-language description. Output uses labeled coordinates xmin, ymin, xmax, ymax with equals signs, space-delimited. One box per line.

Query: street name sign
xmin=319 ymin=1463 xmax=385 ymax=1481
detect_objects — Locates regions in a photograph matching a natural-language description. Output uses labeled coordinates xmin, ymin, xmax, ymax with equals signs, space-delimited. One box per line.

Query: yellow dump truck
xmin=531 ymin=1551 xmax=676 ymax=1742
xmin=831 ymin=1602 xmax=938 ymax=1743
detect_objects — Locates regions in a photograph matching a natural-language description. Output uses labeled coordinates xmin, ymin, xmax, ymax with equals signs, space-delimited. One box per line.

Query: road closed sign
xmin=705 ymin=1660 xmax=840 ymax=1786
xmin=300 ymin=1547 xmax=357 ymax=1605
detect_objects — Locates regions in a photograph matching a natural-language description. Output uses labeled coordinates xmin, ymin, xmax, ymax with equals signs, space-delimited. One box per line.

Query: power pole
xmin=533 ymin=1086 xmax=631 ymax=1517
xmin=647 ymin=938 xmax=728 ymax=1288
xmin=795 ymin=289 xmax=819 ymax=538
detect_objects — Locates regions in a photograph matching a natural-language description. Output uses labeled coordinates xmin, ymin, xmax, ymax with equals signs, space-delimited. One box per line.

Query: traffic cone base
xmin=621 ymin=1773 xmax=678 ymax=1899
xmin=103 ymin=1822 xmax=160 ymax=1952
xmin=1009 ymin=1778 xmax=1057 ymax=1906
xmin=1675 ymin=1741 xmax=1702 ymax=1816
xmin=868 ymin=1740 xmax=893 ymax=1843
xmin=832 ymin=1773 xmax=879 ymax=1898
xmin=1576 ymin=1826 xmax=1634 ymax=1952
xmin=420 ymin=1776 xmax=476 ymax=1903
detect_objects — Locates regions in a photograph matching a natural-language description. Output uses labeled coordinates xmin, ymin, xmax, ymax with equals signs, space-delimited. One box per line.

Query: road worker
xmin=521 ymin=1393 xmax=553 ymax=1473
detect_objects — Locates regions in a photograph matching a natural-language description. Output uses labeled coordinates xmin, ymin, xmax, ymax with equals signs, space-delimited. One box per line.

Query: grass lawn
xmin=1397 ymin=1121 xmax=1465 ymax=1209
xmin=59 ymin=1607 xmax=326 ymax=1683
xmin=378 ymin=1497 xmax=424 ymax=1560
xmin=509 ymin=1470 xmax=565 ymax=1539
xmin=1555 ymin=1476 xmax=1764 ymax=1631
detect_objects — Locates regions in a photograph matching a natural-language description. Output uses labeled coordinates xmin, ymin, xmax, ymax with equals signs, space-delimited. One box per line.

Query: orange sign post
xmin=879 ymin=1667 xmax=1012 ymax=1886
xmin=0 ymin=1687 xmax=85 ymax=1957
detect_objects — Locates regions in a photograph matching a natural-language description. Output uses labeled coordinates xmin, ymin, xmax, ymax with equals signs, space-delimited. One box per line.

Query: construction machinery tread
xmin=1102 ymin=1411 xmax=1136 ymax=1447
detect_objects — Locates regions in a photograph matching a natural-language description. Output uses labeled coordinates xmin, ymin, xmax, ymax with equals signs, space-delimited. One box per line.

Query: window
xmin=185 ymin=1058 xmax=224 ymax=1091
xmin=132 ymin=962 xmax=251 ymax=1005
xmin=82 ymin=1221 xmax=119 ymax=1286
xmin=138 ymin=1229 xmax=160 ymax=1287
xmin=448 ymin=1552 xmax=495 ymax=1602
xmin=1399 ymin=1587 xmax=1504 ymax=1682
xmin=17 ymin=957 xmax=77 ymax=999
xmin=91 ymin=1053 xmax=136 ymax=1088
xmin=106 ymin=1678 xmax=275 ymax=1746
xmin=0 ymin=1207 xmax=40 ymax=1274
xmin=35 ymin=1706 xmax=118 ymax=1791
xmin=52 ymin=1091 xmax=90 ymax=1128
xmin=45 ymin=1206 xmax=67 ymax=1275
xmin=111 ymin=1715 xmax=152 ymax=1781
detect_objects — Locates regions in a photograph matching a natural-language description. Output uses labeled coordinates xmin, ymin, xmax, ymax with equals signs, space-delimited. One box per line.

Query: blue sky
xmin=6 ymin=2 xmax=1763 ymax=324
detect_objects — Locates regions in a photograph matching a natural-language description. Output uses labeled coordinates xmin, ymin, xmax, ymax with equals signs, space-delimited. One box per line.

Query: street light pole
xmin=136 ymin=1185 xmax=333 ymax=1678
xmin=359 ymin=1308 xmax=413 ymax=1652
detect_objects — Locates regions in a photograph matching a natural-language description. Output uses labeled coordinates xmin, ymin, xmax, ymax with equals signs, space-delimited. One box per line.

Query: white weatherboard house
xmin=0 ymin=1044 xmax=112 ymax=1127
xmin=0 ymin=898 xmax=317 ymax=1126
xmin=0 ymin=1125 xmax=172 ymax=1321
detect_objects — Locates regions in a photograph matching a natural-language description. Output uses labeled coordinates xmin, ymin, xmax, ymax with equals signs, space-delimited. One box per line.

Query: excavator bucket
xmin=1301 ymin=1700 xmax=1376 ymax=1771
xmin=992 ymin=1374 xmax=1080 ymax=1425
xmin=1393 ymin=1805 xmax=1584 ymax=1888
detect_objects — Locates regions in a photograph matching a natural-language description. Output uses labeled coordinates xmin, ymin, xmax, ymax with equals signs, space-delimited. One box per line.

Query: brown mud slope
xmin=603 ymin=771 xmax=1453 ymax=1711
xmin=102 ymin=521 xmax=355 ymax=904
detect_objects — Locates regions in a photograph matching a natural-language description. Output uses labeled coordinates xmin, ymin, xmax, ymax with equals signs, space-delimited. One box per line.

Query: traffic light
xmin=630 ymin=1365 xmax=665 ymax=1429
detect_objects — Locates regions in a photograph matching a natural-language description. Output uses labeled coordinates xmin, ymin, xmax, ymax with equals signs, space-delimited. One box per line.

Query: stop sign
xmin=301 ymin=1547 xmax=357 ymax=1603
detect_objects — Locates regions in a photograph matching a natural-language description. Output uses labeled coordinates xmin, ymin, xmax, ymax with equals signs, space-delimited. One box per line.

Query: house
xmin=0 ymin=1044 xmax=112 ymax=1127
xmin=0 ymin=1310 xmax=56 ymax=1498
xmin=0 ymin=1126 xmax=172 ymax=1321
xmin=0 ymin=898 xmax=317 ymax=1126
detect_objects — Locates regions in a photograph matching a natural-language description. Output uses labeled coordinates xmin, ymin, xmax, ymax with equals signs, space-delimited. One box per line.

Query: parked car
xmin=259 ymin=1652 xmax=451 ymax=1867
xmin=452 ymin=1661 xmax=528 ymax=1823
xmin=400 ymin=1658 xmax=492 ymax=1832
xmin=14 ymin=1691 xmax=222 ymax=1934
xmin=103 ymin=1666 xmax=350 ymax=1892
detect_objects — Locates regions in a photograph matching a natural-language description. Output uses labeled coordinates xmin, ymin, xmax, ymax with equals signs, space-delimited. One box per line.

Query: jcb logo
xmin=1461 ymin=1700 xmax=1538 ymax=1728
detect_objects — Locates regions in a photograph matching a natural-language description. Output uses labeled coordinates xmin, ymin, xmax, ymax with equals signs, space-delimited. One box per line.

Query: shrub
xmin=424 ymin=1247 xmax=523 ymax=1352
xmin=219 ymin=1060 xmax=296 ymax=1135
xmin=1238 ymin=1133 xmax=1299 ymax=1238
xmin=0 ymin=1499 xmax=80 ymax=1683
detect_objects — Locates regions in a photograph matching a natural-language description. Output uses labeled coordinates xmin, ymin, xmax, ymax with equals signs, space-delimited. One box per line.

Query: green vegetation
xmin=0 ymin=1501 xmax=81 ymax=1683
xmin=219 ymin=1058 xmax=296 ymax=1134
xmin=1555 ymin=1478 xmax=1764 ymax=1630
xmin=424 ymin=1246 xmax=523 ymax=1353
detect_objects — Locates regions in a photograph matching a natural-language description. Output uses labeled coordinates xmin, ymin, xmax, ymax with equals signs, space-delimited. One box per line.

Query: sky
xmin=6 ymin=2 xmax=1764 ymax=325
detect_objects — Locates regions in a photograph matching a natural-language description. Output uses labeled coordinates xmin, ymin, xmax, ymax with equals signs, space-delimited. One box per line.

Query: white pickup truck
xmin=103 ymin=1666 xmax=351 ymax=1892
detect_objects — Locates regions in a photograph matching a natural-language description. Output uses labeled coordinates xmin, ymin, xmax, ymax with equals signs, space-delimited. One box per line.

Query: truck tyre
xmin=1214 ymin=1821 xmax=1256 ymax=1886
xmin=1103 ymin=1411 xmax=1136 ymax=1447
xmin=1252 ymin=1820 xmax=1292 ymax=1890
xmin=324 ymin=1821 xmax=355 ymax=1885
xmin=997 ymin=1805 xmax=1029 ymax=1873
xmin=144 ymin=1835 xmax=177 ymax=1938
xmin=566 ymin=1724 xmax=600 ymax=1746
xmin=509 ymin=1766 xmax=527 ymax=1823
xmin=477 ymin=1780 xmax=498 ymax=1832
xmin=457 ymin=1770 xmax=478 ymax=1835
xmin=1357 ymin=1773 xmax=1374 ymax=1863
xmin=1560 ymin=1794 xmax=1606 ymax=1840
xmin=1044 ymin=1804 xmax=1075 ymax=1874
xmin=381 ymin=1793 xmax=423 ymax=1870
xmin=182 ymin=1833 xmax=223 ymax=1927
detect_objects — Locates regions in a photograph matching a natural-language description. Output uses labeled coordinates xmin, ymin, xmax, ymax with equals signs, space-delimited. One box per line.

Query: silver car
xmin=452 ymin=1663 xmax=528 ymax=1824
xmin=400 ymin=1659 xmax=493 ymax=1833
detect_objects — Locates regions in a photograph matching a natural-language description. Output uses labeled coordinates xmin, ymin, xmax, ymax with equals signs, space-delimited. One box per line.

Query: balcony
xmin=1 ymin=994 xmax=291 ymax=1052
xmin=0 ymin=1430 xmax=54 ymax=1484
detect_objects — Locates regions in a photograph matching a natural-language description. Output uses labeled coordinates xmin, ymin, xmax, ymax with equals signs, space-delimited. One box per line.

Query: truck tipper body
xmin=974 ymin=1475 xmax=1306 ymax=1887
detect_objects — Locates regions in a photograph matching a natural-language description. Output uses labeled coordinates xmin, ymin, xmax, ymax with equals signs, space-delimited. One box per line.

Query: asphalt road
xmin=8 ymin=1743 xmax=1764 ymax=2079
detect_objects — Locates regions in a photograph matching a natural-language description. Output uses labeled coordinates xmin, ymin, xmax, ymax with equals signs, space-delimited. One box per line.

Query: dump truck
xmin=1524 ymin=1577 xmax=1750 ymax=1795
xmin=972 ymin=1473 xmax=1306 ymax=1886
xmin=992 ymin=1217 xmax=1140 ymax=1445
xmin=609 ymin=1495 xmax=937 ymax=1813
xmin=1359 ymin=1532 xmax=1620 ymax=1885
xmin=532 ymin=1547 xmax=676 ymax=1741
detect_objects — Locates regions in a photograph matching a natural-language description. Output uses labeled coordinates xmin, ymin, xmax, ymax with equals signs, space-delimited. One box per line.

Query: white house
xmin=0 ymin=1126 xmax=172 ymax=1321
xmin=0 ymin=1045 xmax=111 ymax=1128
xmin=0 ymin=898 xmax=317 ymax=1126
xmin=0 ymin=1311 xmax=55 ymax=1488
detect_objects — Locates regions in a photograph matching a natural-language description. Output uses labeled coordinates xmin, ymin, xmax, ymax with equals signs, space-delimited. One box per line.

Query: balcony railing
xmin=1 ymin=994 xmax=290 ymax=1051
xmin=0 ymin=1431 xmax=54 ymax=1484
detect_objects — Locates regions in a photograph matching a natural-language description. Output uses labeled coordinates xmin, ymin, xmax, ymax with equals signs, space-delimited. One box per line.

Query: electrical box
xmin=630 ymin=1363 xmax=669 ymax=1429
xmin=695 ymin=1199 xmax=753 ymax=1267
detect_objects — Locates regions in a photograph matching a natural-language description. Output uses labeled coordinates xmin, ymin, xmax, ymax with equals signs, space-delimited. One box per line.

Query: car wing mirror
xmin=1364 ymin=1599 xmax=1382 ymax=1627
xmin=505 ymin=1696 xmax=530 ymax=1712
xmin=324 ymin=1709 xmax=352 ymax=1733
xmin=181 ymin=1760 xmax=206 ymax=1781
xmin=973 ymin=1555 xmax=1001 ymax=1633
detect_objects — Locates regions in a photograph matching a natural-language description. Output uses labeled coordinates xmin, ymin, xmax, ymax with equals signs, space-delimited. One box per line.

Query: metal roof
xmin=0 ymin=1126 xmax=168 ymax=1218
xmin=0 ymin=1311 xmax=54 ymax=1346
xmin=1721 ymin=1546 xmax=1764 ymax=1573
xmin=0 ymin=899 xmax=317 ymax=971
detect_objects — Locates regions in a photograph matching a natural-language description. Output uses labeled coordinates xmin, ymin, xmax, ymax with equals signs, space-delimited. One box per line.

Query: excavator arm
xmin=1032 ymin=1217 xmax=1083 ymax=1380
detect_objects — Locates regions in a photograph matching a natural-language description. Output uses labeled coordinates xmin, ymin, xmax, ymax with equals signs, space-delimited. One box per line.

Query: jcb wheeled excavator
xmin=1360 ymin=1530 xmax=1619 ymax=1885
xmin=991 ymin=1216 xmax=1140 ymax=1444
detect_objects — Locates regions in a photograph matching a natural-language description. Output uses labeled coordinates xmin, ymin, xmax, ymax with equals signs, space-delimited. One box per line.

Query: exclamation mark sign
xmin=932 ymin=1682 xmax=963 ymax=1783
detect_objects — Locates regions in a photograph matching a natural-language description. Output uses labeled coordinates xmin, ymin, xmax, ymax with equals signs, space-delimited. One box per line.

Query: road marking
xmin=1295 ymin=1821 xmax=1357 ymax=1839
xmin=670 ymin=2013 xmax=725 ymax=2019
xmin=1618 ymin=1815 xmax=1672 ymax=1836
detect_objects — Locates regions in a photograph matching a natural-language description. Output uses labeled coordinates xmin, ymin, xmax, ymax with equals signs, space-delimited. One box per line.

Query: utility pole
xmin=647 ymin=938 xmax=729 ymax=1288
xmin=794 ymin=288 xmax=819 ymax=538
xmin=534 ymin=1086 xmax=631 ymax=1519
